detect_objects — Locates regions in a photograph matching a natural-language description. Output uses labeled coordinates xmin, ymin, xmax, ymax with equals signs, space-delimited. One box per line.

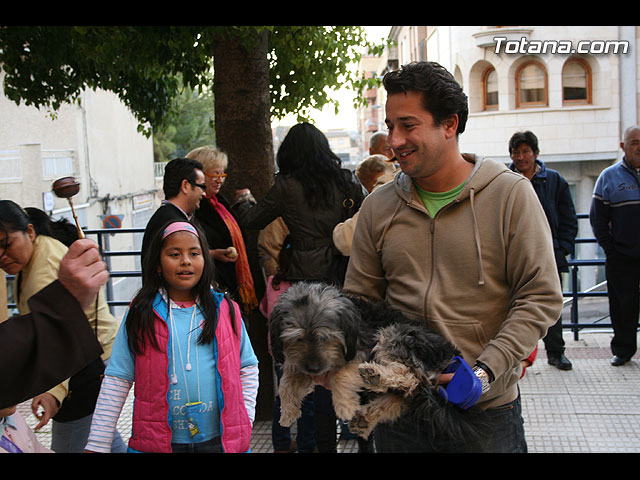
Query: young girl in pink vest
xmin=85 ymin=221 xmax=258 ymax=453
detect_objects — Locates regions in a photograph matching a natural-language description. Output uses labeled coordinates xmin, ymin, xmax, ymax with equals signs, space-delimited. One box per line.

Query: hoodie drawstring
xmin=376 ymin=199 xmax=404 ymax=253
xmin=469 ymin=188 xmax=485 ymax=286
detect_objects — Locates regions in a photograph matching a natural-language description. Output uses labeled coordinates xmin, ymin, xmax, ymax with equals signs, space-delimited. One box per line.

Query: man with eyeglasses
xmin=141 ymin=158 xmax=206 ymax=264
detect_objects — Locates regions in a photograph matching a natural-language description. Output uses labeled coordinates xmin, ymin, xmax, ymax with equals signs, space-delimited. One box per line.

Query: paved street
xmin=17 ymin=330 xmax=640 ymax=453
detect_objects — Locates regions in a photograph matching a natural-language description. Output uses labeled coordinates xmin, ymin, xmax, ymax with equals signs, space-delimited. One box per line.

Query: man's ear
xmin=443 ymin=115 xmax=459 ymax=139
xmin=180 ymin=178 xmax=191 ymax=195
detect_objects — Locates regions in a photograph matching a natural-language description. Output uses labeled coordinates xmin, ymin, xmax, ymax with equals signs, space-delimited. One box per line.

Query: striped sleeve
xmin=85 ymin=375 xmax=132 ymax=453
xmin=240 ymin=364 xmax=259 ymax=423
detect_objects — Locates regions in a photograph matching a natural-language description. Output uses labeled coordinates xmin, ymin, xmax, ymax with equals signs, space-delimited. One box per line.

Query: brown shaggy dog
xmin=269 ymin=282 xmax=486 ymax=440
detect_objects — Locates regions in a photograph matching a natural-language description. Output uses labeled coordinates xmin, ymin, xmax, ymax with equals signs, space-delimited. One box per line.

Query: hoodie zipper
xmin=385 ymin=165 xmax=488 ymax=320
xmin=402 ymin=198 xmax=437 ymax=324
xmin=405 ymin=190 xmax=486 ymax=320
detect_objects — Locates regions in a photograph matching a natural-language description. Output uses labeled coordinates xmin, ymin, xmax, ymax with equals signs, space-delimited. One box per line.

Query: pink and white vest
xmin=128 ymin=292 xmax=252 ymax=453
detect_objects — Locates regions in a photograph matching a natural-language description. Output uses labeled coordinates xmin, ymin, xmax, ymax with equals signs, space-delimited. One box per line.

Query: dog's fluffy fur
xmin=269 ymin=282 xmax=487 ymax=441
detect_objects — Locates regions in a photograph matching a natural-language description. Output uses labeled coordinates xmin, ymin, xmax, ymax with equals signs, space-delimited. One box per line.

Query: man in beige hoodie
xmin=343 ymin=61 xmax=562 ymax=453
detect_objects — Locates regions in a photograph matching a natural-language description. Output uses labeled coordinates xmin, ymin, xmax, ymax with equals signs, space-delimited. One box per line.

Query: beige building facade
xmin=1 ymin=71 xmax=157 ymax=317
xmin=358 ymin=25 xmax=639 ymax=290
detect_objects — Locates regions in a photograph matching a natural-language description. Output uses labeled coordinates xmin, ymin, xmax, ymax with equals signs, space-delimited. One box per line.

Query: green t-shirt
xmin=414 ymin=181 xmax=466 ymax=218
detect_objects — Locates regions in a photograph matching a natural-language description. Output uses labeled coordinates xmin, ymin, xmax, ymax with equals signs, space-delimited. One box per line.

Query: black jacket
xmin=194 ymin=194 xmax=242 ymax=294
xmin=509 ymin=159 xmax=578 ymax=272
xmin=234 ymin=170 xmax=365 ymax=283
xmin=0 ymin=281 xmax=103 ymax=409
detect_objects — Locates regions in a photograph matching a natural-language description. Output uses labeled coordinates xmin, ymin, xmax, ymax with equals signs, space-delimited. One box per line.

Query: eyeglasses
xmin=189 ymin=180 xmax=207 ymax=190
xmin=205 ymin=172 xmax=227 ymax=180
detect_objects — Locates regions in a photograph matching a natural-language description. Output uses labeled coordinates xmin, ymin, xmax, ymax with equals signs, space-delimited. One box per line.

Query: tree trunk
xmin=213 ymin=28 xmax=274 ymax=201
xmin=212 ymin=29 xmax=274 ymax=422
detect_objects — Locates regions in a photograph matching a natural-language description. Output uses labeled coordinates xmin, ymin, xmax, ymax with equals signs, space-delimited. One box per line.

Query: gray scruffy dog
xmin=269 ymin=282 xmax=487 ymax=440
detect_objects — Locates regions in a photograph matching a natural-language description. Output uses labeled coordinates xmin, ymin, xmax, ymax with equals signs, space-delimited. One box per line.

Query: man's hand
xmin=438 ymin=373 xmax=454 ymax=384
xmin=233 ymin=188 xmax=256 ymax=206
xmin=31 ymin=393 xmax=60 ymax=431
xmin=210 ymin=248 xmax=238 ymax=263
xmin=58 ymin=239 xmax=109 ymax=310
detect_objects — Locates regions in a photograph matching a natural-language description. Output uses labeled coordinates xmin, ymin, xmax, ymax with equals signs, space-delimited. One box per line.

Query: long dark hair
xmin=0 ymin=200 xmax=78 ymax=246
xmin=276 ymin=122 xmax=350 ymax=209
xmin=272 ymin=234 xmax=293 ymax=288
xmin=0 ymin=200 xmax=30 ymax=235
xmin=24 ymin=207 xmax=79 ymax=246
xmin=126 ymin=220 xmax=236 ymax=355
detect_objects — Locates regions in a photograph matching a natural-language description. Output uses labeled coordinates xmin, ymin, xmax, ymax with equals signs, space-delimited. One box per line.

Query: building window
xmin=516 ymin=61 xmax=548 ymax=108
xmin=563 ymin=58 xmax=591 ymax=104
xmin=483 ymin=67 xmax=498 ymax=110
xmin=42 ymin=150 xmax=74 ymax=179
xmin=0 ymin=150 xmax=21 ymax=181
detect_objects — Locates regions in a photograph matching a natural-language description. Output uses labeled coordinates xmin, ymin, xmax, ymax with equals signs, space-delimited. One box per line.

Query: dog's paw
xmin=358 ymin=364 xmax=388 ymax=392
xmin=348 ymin=412 xmax=373 ymax=439
xmin=359 ymin=365 xmax=381 ymax=385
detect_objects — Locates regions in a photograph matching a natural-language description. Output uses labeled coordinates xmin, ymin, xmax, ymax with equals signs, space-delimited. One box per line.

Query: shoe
xmin=611 ymin=355 xmax=630 ymax=366
xmin=274 ymin=440 xmax=297 ymax=453
xmin=547 ymin=354 xmax=572 ymax=370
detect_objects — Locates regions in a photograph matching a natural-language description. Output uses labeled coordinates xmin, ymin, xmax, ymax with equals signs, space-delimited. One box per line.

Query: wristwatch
xmin=473 ymin=366 xmax=491 ymax=394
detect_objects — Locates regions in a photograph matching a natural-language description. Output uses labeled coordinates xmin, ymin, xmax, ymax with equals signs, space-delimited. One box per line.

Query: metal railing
xmin=566 ymin=256 xmax=608 ymax=340
xmin=565 ymin=214 xmax=610 ymax=340
xmin=5 ymin=219 xmax=611 ymax=341
xmin=87 ymin=228 xmax=145 ymax=308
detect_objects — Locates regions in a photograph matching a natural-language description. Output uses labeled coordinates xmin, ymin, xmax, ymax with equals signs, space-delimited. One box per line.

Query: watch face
xmin=473 ymin=367 xmax=490 ymax=393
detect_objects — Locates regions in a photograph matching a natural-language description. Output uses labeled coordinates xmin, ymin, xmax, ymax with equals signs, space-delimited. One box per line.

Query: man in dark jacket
xmin=141 ymin=158 xmax=206 ymax=263
xmin=509 ymin=131 xmax=578 ymax=370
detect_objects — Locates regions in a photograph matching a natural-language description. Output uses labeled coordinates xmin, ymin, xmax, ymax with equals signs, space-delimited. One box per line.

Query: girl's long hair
xmin=276 ymin=122 xmax=350 ymax=209
xmin=126 ymin=220 xmax=236 ymax=355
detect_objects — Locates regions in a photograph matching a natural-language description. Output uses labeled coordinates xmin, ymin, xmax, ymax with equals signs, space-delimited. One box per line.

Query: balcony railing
xmin=4 ymin=218 xmax=612 ymax=341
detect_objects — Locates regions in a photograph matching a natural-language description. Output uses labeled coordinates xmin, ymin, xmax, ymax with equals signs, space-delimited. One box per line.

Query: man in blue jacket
xmin=590 ymin=126 xmax=640 ymax=366
xmin=509 ymin=131 xmax=578 ymax=370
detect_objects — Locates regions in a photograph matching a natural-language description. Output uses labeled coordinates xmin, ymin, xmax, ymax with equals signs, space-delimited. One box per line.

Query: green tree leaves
xmin=0 ymin=26 xmax=386 ymax=136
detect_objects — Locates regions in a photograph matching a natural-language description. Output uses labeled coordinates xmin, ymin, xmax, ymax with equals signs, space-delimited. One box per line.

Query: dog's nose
xmin=303 ymin=363 xmax=322 ymax=375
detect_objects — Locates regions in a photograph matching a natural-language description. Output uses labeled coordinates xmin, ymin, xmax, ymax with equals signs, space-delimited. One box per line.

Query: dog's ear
xmin=269 ymin=305 xmax=286 ymax=364
xmin=338 ymin=299 xmax=361 ymax=361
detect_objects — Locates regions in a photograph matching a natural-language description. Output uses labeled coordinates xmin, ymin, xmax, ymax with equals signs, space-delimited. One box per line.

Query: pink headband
xmin=162 ymin=221 xmax=199 ymax=240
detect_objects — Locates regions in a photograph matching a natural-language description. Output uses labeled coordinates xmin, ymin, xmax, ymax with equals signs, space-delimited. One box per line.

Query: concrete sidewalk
xmin=519 ymin=330 xmax=640 ymax=453
xmin=18 ymin=330 xmax=640 ymax=453
xmin=250 ymin=330 xmax=640 ymax=453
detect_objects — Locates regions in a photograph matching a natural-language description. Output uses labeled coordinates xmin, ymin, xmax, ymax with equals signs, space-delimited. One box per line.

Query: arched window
xmin=516 ymin=61 xmax=548 ymax=108
xmin=563 ymin=58 xmax=591 ymax=104
xmin=483 ymin=67 xmax=498 ymax=110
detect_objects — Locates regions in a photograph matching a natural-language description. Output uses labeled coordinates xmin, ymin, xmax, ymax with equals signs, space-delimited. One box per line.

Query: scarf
xmin=206 ymin=195 xmax=258 ymax=312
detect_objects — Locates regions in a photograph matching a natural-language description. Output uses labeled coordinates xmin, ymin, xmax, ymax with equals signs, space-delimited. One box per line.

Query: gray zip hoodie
xmin=344 ymin=154 xmax=562 ymax=409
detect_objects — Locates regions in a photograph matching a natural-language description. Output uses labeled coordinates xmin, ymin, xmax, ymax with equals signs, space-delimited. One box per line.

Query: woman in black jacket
xmin=234 ymin=122 xmax=366 ymax=453
xmin=234 ymin=122 xmax=366 ymax=286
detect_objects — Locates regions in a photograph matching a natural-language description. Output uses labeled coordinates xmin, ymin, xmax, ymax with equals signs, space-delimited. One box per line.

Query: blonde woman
xmin=187 ymin=146 xmax=258 ymax=313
